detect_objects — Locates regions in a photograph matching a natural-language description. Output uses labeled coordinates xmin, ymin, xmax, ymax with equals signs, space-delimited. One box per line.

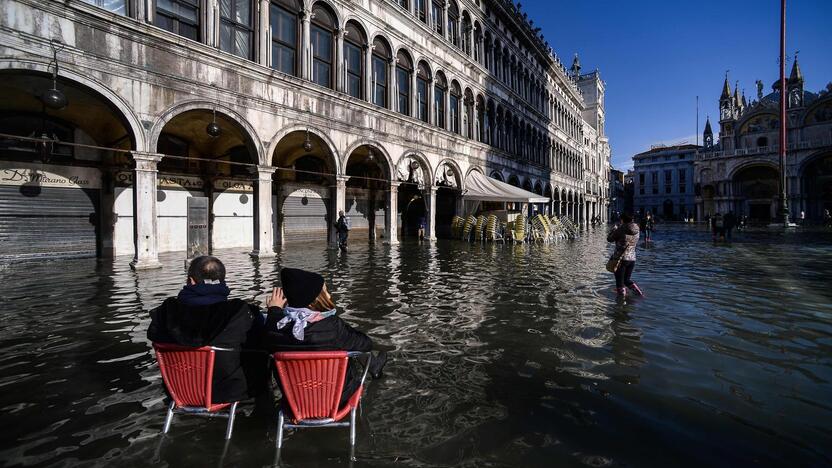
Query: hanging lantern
xmin=302 ymin=128 xmax=313 ymax=152
xmin=367 ymin=148 xmax=375 ymax=163
xmin=41 ymin=42 xmax=67 ymax=110
xmin=206 ymin=105 xmax=222 ymax=137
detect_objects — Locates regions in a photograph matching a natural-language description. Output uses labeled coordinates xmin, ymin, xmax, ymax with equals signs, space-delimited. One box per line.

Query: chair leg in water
xmin=225 ymin=401 xmax=239 ymax=440
xmin=349 ymin=407 xmax=357 ymax=460
xmin=276 ymin=411 xmax=284 ymax=449
xmin=162 ymin=401 xmax=175 ymax=434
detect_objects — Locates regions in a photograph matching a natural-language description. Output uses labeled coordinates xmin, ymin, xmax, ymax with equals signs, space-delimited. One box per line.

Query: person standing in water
xmin=608 ymin=212 xmax=643 ymax=297
xmin=335 ymin=210 xmax=350 ymax=250
xmin=640 ymin=211 xmax=654 ymax=243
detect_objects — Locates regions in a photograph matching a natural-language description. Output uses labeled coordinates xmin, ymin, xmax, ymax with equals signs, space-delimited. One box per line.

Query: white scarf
xmin=276 ymin=307 xmax=336 ymax=340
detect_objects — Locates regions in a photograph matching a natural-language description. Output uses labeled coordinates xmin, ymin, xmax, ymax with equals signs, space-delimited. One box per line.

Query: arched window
xmin=371 ymin=37 xmax=391 ymax=108
xmin=493 ymin=42 xmax=501 ymax=79
xmin=310 ymin=4 xmax=335 ymax=89
xmin=344 ymin=21 xmax=367 ymax=99
xmin=431 ymin=1 xmax=444 ymax=35
xmin=461 ymin=12 xmax=471 ymax=55
xmin=495 ymin=106 xmax=504 ymax=149
xmin=396 ymin=50 xmax=413 ymax=116
xmin=448 ymin=1 xmax=460 ymax=47
xmin=485 ymin=100 xmax=494 ymax=145
xmin=416 ymin=61 xmax=431 ymax=122
xmin=476 ymin=95 xmax=485 ymax=142
xmin=156 ymin=0 xmax=200 ymax=41
xmin=474 ymin=23 xmax=483 ymax=64
xmin=502 ymin=47 xmax=510 ymax=84
xmin=450 ymin=81 xmax=461 ymax=134
xmin=483 ymin=32 xmax=491 ymax=70
xmin=219 ymin=0 xmax=254 ymax=59
xmin=415 ymin=0 xmax=427 ymax=23
xmin=269 ymin=0 xmax=299 ymax=76
xmin=464 ymin=89 xmax=474 ymax=138
xmin=434 ymin=71 xmax=447 ymax=128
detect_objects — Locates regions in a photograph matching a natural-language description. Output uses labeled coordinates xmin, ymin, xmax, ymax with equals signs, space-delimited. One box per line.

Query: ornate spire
xmin=571 ymin=53 xmax=581 ymax=77
xmin=789 ymin=52 xmax=803 ymax=83
xmin=733 ymin=81 xmax=740 ymax=106
xmin=704 ymin=116 xmax=712 ymax=135
xmin=720 ymin=71 xmax=731 ymax=100
xmin=741 ymin=89 xmax=747 ymax=107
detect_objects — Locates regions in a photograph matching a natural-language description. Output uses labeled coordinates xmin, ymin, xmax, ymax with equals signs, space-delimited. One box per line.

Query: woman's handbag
xmin=606 ymin=251 xmax=623 ymax=273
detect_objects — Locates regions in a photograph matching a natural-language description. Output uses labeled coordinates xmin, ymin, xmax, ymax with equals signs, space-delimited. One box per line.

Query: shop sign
xmin=0 ymin=162 xmax=101 ymax=189
xmin=116 ymin=172 xmax=205 ymax=190
xmin=187 ymin=197 xmax=210 ymax=259
xmin=213 ymin=178 xmax=254 ymax=192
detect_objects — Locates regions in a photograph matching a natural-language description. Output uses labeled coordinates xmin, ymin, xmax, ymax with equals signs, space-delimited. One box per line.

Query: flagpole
xmin=778 ymin=0 xmax=790 ymax=226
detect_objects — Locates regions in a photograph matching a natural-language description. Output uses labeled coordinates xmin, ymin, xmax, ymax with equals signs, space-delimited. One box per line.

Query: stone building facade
xmin=0 ymin=0 xmax=609 ymax=267
xmin=632 ymin=144 xmax=698 ymax=220
xmin=695 ymin=58 xmax=832 ymax=223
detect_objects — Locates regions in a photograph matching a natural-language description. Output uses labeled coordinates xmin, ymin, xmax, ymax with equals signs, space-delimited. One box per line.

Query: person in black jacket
xmin=261 ymin=268 xmax=387 ymax=406
xmin=147 ymin=256 xmax=267 ymax=404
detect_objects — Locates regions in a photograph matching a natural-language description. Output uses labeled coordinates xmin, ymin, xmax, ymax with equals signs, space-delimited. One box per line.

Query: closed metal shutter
xmin=0 ymin=186 xmax=99 ymax=261
xmin=282 ymin=194 xmax=329 ymax=241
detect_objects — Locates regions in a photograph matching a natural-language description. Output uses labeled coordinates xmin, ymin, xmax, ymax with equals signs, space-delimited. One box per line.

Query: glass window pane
xmin=314 ymin=61 xmax=331 ymax=87
xmin=181 ymin=23 xmax=198 ymax=40
xmin=220 ymin=23 xmax=233 ymax=53
xmin=235 ymin=0 xmax=251 ymax=25
xmin=180 ymin=4 xmax=198 ymax=22
xmin=235 ymin=28 xmax=251 ymax=58
xmin=157 ymin=0 xmax=174 ymax=13
xmin=220 ymin=0 xmax=232 ymax=20
xmin=348 ymin=76 xmax=361 ymax=99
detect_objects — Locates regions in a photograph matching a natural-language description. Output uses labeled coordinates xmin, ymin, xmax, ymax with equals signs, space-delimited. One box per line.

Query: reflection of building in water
xmin=695 ymin=57 xmax=832 ymax=223
xmin=0 ymin=0 xmax=609 ymax=266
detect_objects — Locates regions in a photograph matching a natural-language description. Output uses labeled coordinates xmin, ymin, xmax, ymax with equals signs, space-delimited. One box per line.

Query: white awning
xmin=463 ymin=170 xmax=549 ymax=203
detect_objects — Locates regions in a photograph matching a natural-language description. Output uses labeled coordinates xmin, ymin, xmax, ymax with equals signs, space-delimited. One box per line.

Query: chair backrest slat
xmin=274 ymin=351 xmax=349 ymax=421
xmin=153 ymin=343 xmax=215 ymax=408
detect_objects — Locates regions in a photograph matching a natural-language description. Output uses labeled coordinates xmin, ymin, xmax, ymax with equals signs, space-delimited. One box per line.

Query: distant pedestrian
xmin=799 ymin=210 xmax=806 ymax=226
xmin=824 ymin=209 xmax=832 ymax=227
xmin=335 ymin=211 xmax=350 ymax=250
xmin=606 ymin=212 xmax=643 ymax=297
xmin=640 ymin=211 xmax=654 ymax=243
xmin=724 ymin=211 xmax=736 ymax=241
xmin=417 ymin=215 xmax=426 ymax=240
xmin=712 ymin=213 xmax=725 ymax=241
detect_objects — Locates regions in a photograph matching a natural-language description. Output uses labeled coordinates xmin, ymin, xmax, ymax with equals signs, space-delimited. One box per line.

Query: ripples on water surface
xmin=0 ymin=226 xmax=831 ymax=467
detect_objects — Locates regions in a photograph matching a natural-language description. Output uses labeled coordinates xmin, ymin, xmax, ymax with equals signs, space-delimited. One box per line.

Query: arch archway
xmin=343 ymin=143 xmax=391 ymax=241
xmin=395 ymin=151 xmax=432 ymax=238
xmin=801 ymin=152 xmax=832 ymax=221
xmin=732 ymin=165 xmax=779 ymax=222
xmin=0 ymin=68 xmax=140 ymax=260
xmin=434 ymin=159 xmax=463 ymax=237
xmin=271 ymin=127 xmax=339 ymax=243
xmin=154 ymin=107 xmax=260 ymax=253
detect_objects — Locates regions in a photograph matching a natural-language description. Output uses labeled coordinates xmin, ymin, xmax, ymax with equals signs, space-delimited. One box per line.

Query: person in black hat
xmin=261 ymin=268 xmax=387 ymax=406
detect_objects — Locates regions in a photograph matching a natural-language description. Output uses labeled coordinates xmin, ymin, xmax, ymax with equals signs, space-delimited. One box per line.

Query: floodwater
xmin=0 ymin=226 xmax=831 ymax=467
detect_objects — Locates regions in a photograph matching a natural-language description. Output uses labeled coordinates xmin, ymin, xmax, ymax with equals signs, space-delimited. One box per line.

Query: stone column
xmin=466 ymin=26 xmax=474 ymax=57
xmin=251 ymin=165 xmax=276 ymax=257
xmin=331 ymin=175 xmax=349 ymax=246
xmin=205 ymin=0 xmax=219 ymax=48
xmin=335 ymin=27 xmax=345 ymax=93
xmin=442 ymin=1 xmax=449 ymax=40
xmin=130 ymin=152 xmax=162 ymax=270
xmin=388 ymin=59 xmax=397 ymax=111
xmin=411 ymin=71 xmax=419 ymax=119
xmin=300 ymin=8 xmax=312 ymax=80
xmin=426 ymin=79 xmax=434 ymax=124
xmin=425 ymin=186 xmax=437 ymax=241
xmin=364 ymin=45 xmax=372 ymax=102
xmin=385 ymin=182 xmax=400 ymax=245
xmin=258 ymin=0 xmax=270 ymax=66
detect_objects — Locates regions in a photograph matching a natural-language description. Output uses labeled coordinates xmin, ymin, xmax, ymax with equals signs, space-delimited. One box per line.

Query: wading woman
xmin=607 ymin=212 xmax=643 ymax=297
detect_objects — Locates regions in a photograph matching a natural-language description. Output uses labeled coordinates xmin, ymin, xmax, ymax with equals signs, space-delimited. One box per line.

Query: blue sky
xmin=521 ymin=0 xmax=832 ymax=169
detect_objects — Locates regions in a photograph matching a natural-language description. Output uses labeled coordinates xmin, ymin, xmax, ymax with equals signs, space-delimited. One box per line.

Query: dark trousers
xmin=615 ymin=260 xmax=636 ymax=289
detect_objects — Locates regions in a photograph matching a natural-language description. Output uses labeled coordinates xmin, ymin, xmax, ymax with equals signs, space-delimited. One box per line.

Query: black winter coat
xmin=261 ymin=308 xmax=372 ymax=405
xmin=147 ymin=298 xmax=267 ymax=403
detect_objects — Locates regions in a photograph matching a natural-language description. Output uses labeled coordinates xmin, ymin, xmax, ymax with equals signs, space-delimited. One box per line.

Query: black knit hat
xmin=280 ymin=268 xmax=325 ymax=308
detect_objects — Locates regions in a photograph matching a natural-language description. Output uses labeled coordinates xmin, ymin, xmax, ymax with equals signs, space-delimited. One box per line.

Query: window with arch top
xmin=416 ymin=62 xmax=431 ymax=123
xmin=431 ymin=1 xmax=444 ymax=35
xmin=434 ymin=72 xmax=447 ymax=129
xmin=310 ymin=4 xmax=336 ymax=89
xmin=396 ymin=50 xmax=413 ymax=116
xmin=371 ymin=37 xmax=391 ymax=108
xmin=450 ymin=81 xmax=461 ymax=134
xmin=156 ymin=0 xmax=200 ymax=41
xmin=448 ymin=1 xmax=460 ymax=47
xmin=344 ymin=21 xmax=367 ymax=100
xmin=269 ymin=0 xmax=299 ymax=76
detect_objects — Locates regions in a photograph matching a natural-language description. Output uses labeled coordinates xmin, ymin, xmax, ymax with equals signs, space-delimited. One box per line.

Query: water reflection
xmin=0 ymin=226 xmax=830 ymax=467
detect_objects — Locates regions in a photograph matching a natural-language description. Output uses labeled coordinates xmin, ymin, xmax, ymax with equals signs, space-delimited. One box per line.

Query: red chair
xmin=152 ymin=343 xmax=240 ymax=440
xmin=273 ymin=351 xmax=372 ymax=456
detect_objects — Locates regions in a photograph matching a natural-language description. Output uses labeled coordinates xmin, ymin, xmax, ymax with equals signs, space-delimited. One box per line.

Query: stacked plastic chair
xmin=474 ymin=215 xmax=486 ymax=242
xmin=461 ymin=215 xmax=476 ymax=241
xmin=512 ymin=216 xmax=526 ymax=243
xmin=485 ymin=214 xmax=504 ymax=243
xmin=451 ymin=216 xmax=464 ymax=238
